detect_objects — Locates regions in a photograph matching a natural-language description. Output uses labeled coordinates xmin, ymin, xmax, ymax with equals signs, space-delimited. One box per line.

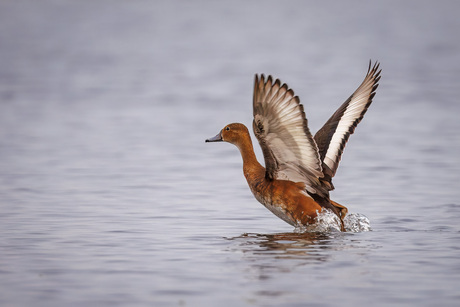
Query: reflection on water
xmin=224 ymin=230 xmax=377 ymax=298
xmin=226 ymin=232 xmax=338 ymax=261
xmin=225 ymin=232 xmax=335 ymax=283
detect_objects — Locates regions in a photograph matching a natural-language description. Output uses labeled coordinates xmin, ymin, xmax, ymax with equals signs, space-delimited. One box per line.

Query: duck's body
xmin=227 ymin=123 xmax=339 ymax=227
xmin=206 ymin=62 xmax=381 ymax=231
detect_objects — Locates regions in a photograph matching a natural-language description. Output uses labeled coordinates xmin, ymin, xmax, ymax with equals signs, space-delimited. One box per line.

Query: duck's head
xmin=205 ymin=123 xmax=250 ymax=146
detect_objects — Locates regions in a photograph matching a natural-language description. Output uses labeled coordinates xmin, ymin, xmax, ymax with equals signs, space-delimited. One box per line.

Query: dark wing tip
xmin=368 ymin=60 xmax=380 ymax=72
xmin=369 ymin=60 xmax=382 ymax=80
xmin=267 ymin=75 xmax=273 ymax=84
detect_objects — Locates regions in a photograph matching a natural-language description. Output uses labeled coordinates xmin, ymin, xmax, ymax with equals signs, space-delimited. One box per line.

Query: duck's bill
xmin=205 ymin=132 xmax=223 ymax=142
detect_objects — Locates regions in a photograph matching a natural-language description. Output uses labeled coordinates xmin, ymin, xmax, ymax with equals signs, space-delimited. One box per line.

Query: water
xmin=1 ymin=1 xmax=460 ymax=306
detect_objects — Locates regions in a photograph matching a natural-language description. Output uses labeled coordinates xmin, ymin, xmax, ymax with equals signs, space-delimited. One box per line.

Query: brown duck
xmin=206 ymin=62 xmax=381 ymax=231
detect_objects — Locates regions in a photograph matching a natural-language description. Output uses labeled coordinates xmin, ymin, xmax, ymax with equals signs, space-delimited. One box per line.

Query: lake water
xmin=1 ymin=1 xmax=460 ymax=306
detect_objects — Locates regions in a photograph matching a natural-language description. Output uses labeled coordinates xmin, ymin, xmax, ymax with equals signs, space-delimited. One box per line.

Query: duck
xmin=206 ymin=61 xmax=381 ymax=231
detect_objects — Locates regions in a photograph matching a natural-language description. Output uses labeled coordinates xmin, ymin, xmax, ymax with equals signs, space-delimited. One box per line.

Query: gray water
xmin=1 ymin=1 xmax=460 ymax=306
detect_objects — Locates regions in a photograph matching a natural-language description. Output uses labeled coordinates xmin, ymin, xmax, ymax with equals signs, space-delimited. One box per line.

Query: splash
xmin=343 ymin=212 xmax=371 ymax=232
xmin=294 ymin=209 xmax=371 ymax=233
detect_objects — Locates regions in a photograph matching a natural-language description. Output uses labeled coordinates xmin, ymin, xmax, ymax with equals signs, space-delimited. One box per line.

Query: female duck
xmin=206 ymin=62 xmax=381 ymax=231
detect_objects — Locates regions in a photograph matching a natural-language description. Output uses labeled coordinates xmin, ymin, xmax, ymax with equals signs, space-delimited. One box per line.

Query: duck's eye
xmin=226 ymin=127 xmax=230 ymax=131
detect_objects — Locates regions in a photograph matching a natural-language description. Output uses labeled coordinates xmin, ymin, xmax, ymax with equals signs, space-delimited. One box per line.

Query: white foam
xmin=343 ymin=212 xmax=371 ymax=232
xmin=294 ymin=209 xmax=371 ymax=233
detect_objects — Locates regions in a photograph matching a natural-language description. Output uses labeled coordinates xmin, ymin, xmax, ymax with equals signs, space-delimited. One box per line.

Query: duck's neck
xmin=236 ymin=134 xmax=264 ymax=176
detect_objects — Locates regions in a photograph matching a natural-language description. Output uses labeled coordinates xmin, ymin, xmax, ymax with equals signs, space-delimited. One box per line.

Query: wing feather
xmin=253 ymin=74 xmax=326 ymax=196
xmin=314 ymin=61 xmax=381 ymax=184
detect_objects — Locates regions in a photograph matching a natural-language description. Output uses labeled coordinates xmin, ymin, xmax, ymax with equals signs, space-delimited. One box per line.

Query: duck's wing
xmin=314 ymin=61 xmax=381 ymax=184
xmin=253 ymin=74 xmax=327 ymax=196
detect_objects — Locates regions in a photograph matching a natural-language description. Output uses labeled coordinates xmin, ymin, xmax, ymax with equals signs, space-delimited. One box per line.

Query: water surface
xmin=1 ymin=1 xmax=460 ymax=306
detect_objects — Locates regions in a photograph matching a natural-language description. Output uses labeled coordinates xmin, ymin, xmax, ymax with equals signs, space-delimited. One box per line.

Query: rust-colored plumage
xmin=206 ymin=62 xmax=381 ymax=231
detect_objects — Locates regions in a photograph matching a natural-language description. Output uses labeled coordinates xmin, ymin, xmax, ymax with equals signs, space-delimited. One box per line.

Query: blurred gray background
xmin=1 ymin=1 xmax=460 ymax=306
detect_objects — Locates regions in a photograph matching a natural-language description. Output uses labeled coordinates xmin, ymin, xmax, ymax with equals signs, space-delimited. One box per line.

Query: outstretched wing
xmin=253 ymin=74 xmax=326 ymax=196
xmin=314 ymin=61 xmax=381 ymax=184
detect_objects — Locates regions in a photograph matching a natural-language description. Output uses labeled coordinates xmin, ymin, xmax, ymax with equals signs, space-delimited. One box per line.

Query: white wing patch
xmin=322 ymin=63 xmax=381 ymax=174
